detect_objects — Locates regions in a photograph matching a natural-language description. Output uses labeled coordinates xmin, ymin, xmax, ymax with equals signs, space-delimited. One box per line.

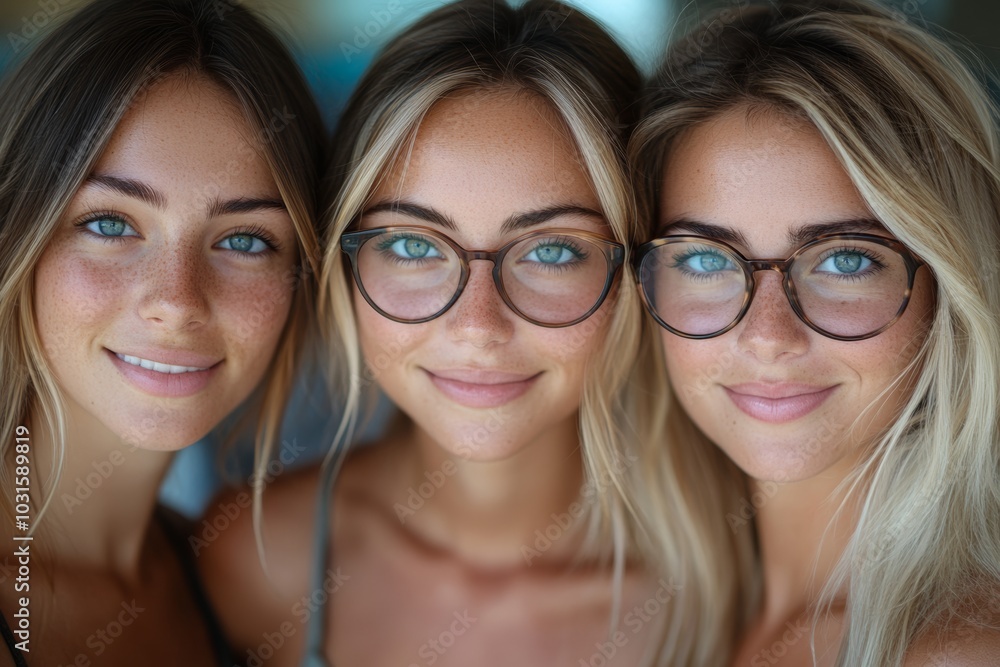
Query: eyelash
xmin=225 ymin=223 xmax=282 ymax=255
xmin=74 ymin=210 xmax=135 ymax=244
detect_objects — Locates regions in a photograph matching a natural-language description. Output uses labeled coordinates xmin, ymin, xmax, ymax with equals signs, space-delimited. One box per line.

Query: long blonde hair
xmin=0 ymin=0 xmax=325 ymax=527
xmin=631 ymin=1 xmax=1000 ymax=665
xmin=312 ymin=0 xmax=716 ymax=664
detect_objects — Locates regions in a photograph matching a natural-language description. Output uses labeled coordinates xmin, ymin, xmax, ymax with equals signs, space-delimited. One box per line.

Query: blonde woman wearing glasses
xmin=195 ymin=1 xmax=734 ymax=665
xmin=629 ymin=0 xmax=1000 ymax=665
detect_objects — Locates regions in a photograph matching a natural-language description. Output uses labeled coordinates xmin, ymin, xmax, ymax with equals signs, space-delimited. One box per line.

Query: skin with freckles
xmin=1 ymin=73 xmax=299 ymax=667
xmin=199 ymin=90 xmax=657 ymax=667
xmin=655 ymin=107 xmax=936 ymax=666
xmin=34 ymin=74 xmax=297 ymax=452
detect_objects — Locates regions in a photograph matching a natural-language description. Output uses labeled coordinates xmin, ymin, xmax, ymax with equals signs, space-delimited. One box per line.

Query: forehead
xmin=660 ymin=107 xmax=872 ymax=253
xmin=94 ymin=73 xmax=279 ymax=200
xmin=368 ymin=88 xmax=602 ymax=240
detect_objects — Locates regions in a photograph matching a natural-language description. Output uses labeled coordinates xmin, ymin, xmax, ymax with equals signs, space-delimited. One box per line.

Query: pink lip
xmin=106 ymin=348 xmax=222 ymax=398
xmin=723 ymin=383 xmax=837 ymax=424
xmin=424 ymin=368 xmax=541 ymax=408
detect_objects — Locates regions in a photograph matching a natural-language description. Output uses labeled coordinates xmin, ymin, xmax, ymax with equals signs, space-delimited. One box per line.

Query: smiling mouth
xmin=114 ymin=353 xmax=209 ymax=374
xmin=424 ymin=369 xmax=542 ymax=408
xmin=723 ymin=384 xmax=838 ymax=424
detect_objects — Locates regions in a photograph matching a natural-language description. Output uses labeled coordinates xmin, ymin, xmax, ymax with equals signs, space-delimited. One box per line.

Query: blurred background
xmin=2 ymin=0 xmax=995 ymax=130
xmin=2 ymin=0 xmax=996 ymax=515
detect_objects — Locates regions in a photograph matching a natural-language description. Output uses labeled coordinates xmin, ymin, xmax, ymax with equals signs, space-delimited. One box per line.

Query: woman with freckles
xmin=629 ymin=0 xmax=1000 ymax=665
xmin=198 ymin=1 xmax=720 ymax=665
xmin=0 ymin=0 xmax=324 ymax=663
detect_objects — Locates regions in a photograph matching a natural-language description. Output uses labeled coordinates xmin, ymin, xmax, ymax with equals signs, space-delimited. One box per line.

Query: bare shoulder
xmin=195 ymin=463 xmax=323 ymax=650
xmin=904 ymin=597 xmax=1000 ymax=667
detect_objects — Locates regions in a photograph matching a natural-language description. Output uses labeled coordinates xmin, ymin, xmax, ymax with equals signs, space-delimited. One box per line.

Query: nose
xmin=735 ymin=269 xmax=810 ymax=363
xmin=136 ymin=241 xmax=210 ymax=331
xmin=444 ymin=260 xmax=515 ymax=348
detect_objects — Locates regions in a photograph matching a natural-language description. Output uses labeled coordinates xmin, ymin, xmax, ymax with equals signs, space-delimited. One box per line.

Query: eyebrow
xmin=85 ymin=173 xmax=286 ymax=217
xmin=662 ymin=217 xmax=887 ymax=250
xmin=208 ymin=196 xmax=287 ymax=218
xmin=499 ymin=205 xmax=604 ymax=234
xmin=362 ymin=200 xmax=604 ymax=233
xmin=787 ymin=218 xmax=886 ymax=244
xmin=363 ymin=201 xmax=457 ymax=230
xmin=86 ymin=174 xmax=166 ymax=210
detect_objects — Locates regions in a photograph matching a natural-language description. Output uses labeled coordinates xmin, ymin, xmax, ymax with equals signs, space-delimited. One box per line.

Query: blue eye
xmin=378 ymin=235 xmax=443 ymax=261
xmin=816 ymin=251 xmax=872 ymax=275
xmin=82 ymin=216 xmax=139 ymax=239
xmin=522 ymin=242 xmax=583 ymax=265
xmin=217 ymin=233 xmax=269 ymax=254
xmin=673 ymin=249 xmax=736 ymax=274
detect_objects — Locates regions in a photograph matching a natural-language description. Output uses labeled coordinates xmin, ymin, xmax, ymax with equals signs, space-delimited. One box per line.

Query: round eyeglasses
xmin=634 ymin=233 xmax=926 ymax=341
xmin=340 ymin=226 xmax=624 ymax=328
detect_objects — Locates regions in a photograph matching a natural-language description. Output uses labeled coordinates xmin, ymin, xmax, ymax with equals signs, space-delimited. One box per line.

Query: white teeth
xmin=115 ymin=353 xmax=208 ymax=374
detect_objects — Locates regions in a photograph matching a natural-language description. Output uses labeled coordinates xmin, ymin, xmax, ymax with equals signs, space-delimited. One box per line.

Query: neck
xmin=27 ymin=399 xmax=174 ymax=577
xmin=393 ymin=415 xmax=586 ymax=570
xmin=753 ymin=459 xmax=862 ymax=625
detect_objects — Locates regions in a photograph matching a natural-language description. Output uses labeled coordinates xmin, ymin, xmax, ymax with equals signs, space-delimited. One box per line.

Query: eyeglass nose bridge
xmin=458 ymin=249 xmax=507 ymax=286
xmin=456 ymin=248 xmax=507 ymax=293
xmin=745 ymin=258 xmax=793 ymax=275
xmin=447 ymin=248 xmax=521 ymax=323
xmin=738 ymin=257 xmax=809 ymax=325
xmin=464 ymin=249 xmax=501 ymax=263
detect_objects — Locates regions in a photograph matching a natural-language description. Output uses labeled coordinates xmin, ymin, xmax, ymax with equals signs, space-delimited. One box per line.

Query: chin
xmin=725 ymin=436 xmax=849 ymax=484
xmin=107 ymin=414 xmax=215 ymax=452
xmin=441 ymin=433 xmax=526 ymax=463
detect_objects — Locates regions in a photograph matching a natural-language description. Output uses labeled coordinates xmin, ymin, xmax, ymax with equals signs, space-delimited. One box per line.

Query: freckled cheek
xmin=661 ymin=335 xmax=718 ymax=390
xmin=843 ymin=273 xmax=934 ymax=402
xmin=213 ymin=268 xmax=295 ymax=363
xmin=529 ymin=322 xmax=608 ymax=410
xmin=354 ymin=298 xmax=425 ymax=372
xmin=34 ymin=249 xmax=127 ymax=364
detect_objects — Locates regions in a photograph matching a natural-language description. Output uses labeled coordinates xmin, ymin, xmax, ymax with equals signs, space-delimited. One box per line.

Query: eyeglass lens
xmin=640 ymin=237 xmax=911 ymax=338
xmin=353 ymin=228 xmax=613 ymax=326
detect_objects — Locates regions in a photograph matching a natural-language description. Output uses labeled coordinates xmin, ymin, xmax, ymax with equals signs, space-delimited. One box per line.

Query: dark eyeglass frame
xmin=341 ymin=225 xmax=625 ymax=328
xmin=634 ymin=232 xmax=926 ymax=341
